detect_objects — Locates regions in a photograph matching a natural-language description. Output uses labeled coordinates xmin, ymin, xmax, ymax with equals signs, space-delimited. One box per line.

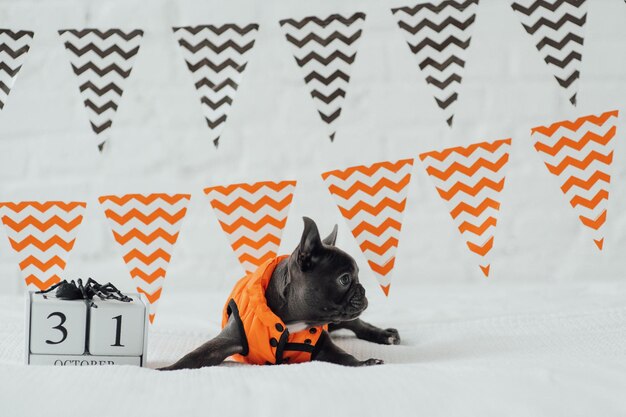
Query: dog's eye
xmin=338 ymin=274 xmax=351 ymax=286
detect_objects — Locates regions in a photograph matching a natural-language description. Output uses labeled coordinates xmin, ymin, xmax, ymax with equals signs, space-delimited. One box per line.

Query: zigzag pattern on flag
xmin=173 ymin=23 xmax=259 ymax=148
xmin=510 ymin=0 xmax=587 ymax=106
xmin=0 ymin=29 xmax=34 ymax=111
xmin=58 ymin=29 xmax=144 ymax=152
xmin=531 ymin=110 xmax=618 ymax=250
xmin=420 ymin=139 xmax=511 ymax=277
xmin=392 ymin=0 xmax=479 ymax=127
xmin=280 ymin=12 xmax=366 ymax=141
xmin=99 ymin=194 xmax=190 ymax=323
xmin=0 ymin=201 xmax=86 ymax=291
xmin=204 ymin=181 xmax=296 ymax=274
xmin=322 ymin=159 xmax=414 ymax=296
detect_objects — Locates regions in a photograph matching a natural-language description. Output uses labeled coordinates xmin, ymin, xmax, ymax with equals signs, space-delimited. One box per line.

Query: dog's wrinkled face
xmin=287 ymin=217 xmax=368 ymax=325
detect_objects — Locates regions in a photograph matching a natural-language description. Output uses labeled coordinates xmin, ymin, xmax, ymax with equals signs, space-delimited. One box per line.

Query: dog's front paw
xmin=383 ymin=328 xmax=401 ymax=345
xmin=360 ymin=358 xmax=384 ymax=366
xmin=371 ymin=328 xmax=400 ymax=345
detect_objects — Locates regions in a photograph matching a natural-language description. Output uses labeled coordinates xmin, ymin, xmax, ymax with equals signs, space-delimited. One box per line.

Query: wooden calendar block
xmin=29 ymin=354 xmax=141 ymax=366
xmin=28 ymin=293 xmax=87 ymax=355
xmin=88 ymin=295 xmax=146 ymax=356
xmin=25 ymin=291 xmax=149 ymax=366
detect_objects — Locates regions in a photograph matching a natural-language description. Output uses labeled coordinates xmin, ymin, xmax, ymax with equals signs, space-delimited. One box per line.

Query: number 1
xmin=111 ymin=315 xmax=124 ymax=347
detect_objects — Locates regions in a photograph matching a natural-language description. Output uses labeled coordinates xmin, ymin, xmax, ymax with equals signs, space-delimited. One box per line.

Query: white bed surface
xmin=1 ymin=282 xmax=626 ymax=417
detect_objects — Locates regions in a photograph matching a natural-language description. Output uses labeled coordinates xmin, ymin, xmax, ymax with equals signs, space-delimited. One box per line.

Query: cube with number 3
xmin=29 ymin=293 xmax=87 ymax=355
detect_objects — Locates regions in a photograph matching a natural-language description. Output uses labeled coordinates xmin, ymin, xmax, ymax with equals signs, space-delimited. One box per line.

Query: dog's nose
xmin=350 ymin=284 xmax=368 ymax=311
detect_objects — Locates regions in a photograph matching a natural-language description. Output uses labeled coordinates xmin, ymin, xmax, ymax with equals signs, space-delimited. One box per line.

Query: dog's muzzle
xmin=349 ymin=284 xmax=368 ymax=312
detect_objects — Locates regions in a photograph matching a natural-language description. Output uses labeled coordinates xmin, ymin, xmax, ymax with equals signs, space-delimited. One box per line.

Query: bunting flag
xmin=279 ymin=12 xmax=366 ymax=141
xmin=392 ymin=0 xmax=479 ymax=127
xmin=322 ymin=159 xmax=414 ymax=296
xmin=0 ymin=30 xmax=34 ymax=112
xmin=0 ymin=201 xmax=86 ymax=291
xmin=510 ymin=0 xmax=587 ymax=106
xmin=173 ymin=23 xmax=259 ymax=148
xmin=204 ymin=181 xmax=296 ymax=274
xmin=99 ymin=194 xmax=190 ymax=323
xmin=531 ymin=110 xmax=618 ymax=250
xmin=419 ymin=139 xmax=511 ymax=277
xmin=58 ymin=29 xmax=144 ymax=152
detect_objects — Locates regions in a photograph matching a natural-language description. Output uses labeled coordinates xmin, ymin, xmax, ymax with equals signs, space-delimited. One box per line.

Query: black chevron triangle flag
xmin=510 ymin=0 xmax=587 ymax=106
xmin=392 ymin=0 xmax=479 ymax=127
xmin=173 ymin=23 xmax=259 ymax=148
xmin=0 ymin=30 xmax=34 ymax=112
xmin=279 ymin=13 xmax=366 ymax=142
xmin=58 ymin=29 xmax=144 ymax=152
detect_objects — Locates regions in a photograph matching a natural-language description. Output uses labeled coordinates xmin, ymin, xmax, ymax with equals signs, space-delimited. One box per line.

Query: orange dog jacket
xmin=222 ymin=255 xmax=327 ymax=365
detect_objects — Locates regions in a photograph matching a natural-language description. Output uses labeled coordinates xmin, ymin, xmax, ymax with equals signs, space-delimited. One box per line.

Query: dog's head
xmin=286 ymin=217 xmax=367 ymax=325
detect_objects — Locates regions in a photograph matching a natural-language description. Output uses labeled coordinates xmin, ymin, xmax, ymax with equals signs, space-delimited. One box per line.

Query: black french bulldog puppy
xmin=160 ymin=217 xmax=400 ymax=370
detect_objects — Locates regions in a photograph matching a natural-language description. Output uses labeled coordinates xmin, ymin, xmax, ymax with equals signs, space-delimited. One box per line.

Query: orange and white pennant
xmin=420 ymin=139 xmax=511 ymax=277
xmin=204 ymin=181 xmax=296 ymax=274
xmin=322 ymin=159 xmax=414 ymax=296
xmin=0 ymin=201 xmax=86 ymax=291
xmin=98 ymin=194 xmax=190 ymax=323
xmin=531 ymin=110 xmax=618 ymax=250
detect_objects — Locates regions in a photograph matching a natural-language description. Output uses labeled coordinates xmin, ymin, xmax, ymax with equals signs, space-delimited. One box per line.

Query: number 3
xmin=45 ymin=312 xmax=68 ymax=345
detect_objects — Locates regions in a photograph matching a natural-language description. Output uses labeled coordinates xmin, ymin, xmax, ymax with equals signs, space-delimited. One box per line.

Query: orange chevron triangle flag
xmin=98 ymin=194 xmax=191 ymax=323
xmin=531 ymin=110 xmax=618 ymax=250
xmin=420 ymin=139 xmax=511 ymax=277
xmin=204 ymin=181 xmax=296 ymax=274
xmin=0 ymin=201 xmax=86 ymax=291
xmin=322 ymin=159 xmax=414 ymax=296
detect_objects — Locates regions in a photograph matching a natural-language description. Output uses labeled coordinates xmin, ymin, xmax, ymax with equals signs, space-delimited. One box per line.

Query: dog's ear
xmin=297 ymin=217 xmax=323 ymax=271
xmin=322 ymin=224 xmax=338 ymax=246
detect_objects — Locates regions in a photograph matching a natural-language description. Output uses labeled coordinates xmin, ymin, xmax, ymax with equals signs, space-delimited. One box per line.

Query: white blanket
xmin=1 ymin=282 xmax=626 ymax=417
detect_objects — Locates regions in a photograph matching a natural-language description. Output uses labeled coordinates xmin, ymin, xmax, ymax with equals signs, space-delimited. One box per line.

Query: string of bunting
xmin=0 ymin=0 xmax=595 ymax=145
xmin=0 ymin=2 xmax=619 ymax=311
xmin=0 ymin=109 xmax=619 ymax=311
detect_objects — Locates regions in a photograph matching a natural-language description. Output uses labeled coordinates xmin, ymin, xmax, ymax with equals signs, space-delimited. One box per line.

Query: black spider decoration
xmin=36 ymin=278 xmax=132 ymax=308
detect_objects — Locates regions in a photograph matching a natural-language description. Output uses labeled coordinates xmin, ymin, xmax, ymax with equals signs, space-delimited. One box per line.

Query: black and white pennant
xmin=392 ymin=0 xmax=479 ymax=127
xmin=173 ymin=23 xmax=259 ymax=148
xmin=279 ymin=13 xmax=366 ymax=142
xmin=0 ymin=30 xmax=34 ymax=112
xmin=510 ymin=0 xmax=587 ymax=106
xmin=58 ymin=29 xmax=144 ymax=152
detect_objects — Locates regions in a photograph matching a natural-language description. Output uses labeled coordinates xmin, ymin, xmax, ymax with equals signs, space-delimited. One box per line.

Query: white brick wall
xmin=0 ymin=0 xmax=625 ymax=306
